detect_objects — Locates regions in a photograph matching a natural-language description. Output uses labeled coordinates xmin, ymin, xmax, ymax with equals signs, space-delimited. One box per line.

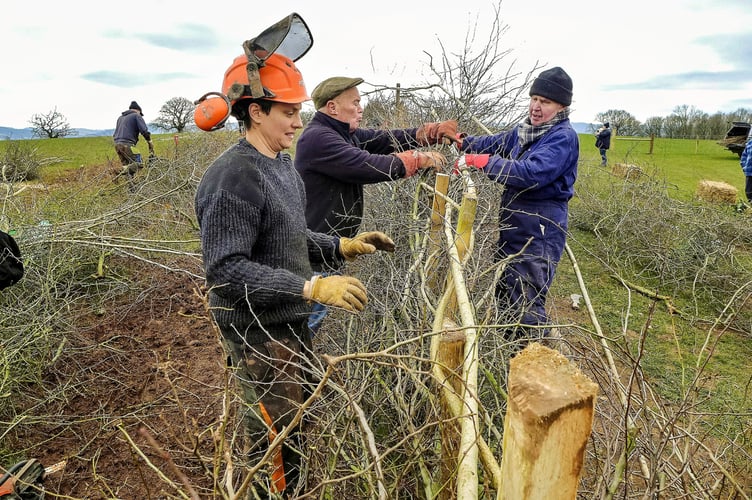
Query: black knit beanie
xmin=129 ymin=101 xmax=143 ymax=114
xmin=529 ymin=67 xmax=573 ymax=106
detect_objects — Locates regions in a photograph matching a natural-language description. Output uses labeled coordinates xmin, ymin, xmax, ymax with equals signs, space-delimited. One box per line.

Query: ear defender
xmin=193 ymin=92 xmax=232 ymax=131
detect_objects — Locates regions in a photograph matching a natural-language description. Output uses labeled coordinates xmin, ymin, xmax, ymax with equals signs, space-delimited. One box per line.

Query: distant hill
xmin=572 ymin=122 xmax=597 ymax=134
xmin=2 ymin=123 xmax=594 ymax=140
xmin=0 ymin=126 xmax=115 ymax=140
xmin=0 ymin=125 xmax=176 ymax=140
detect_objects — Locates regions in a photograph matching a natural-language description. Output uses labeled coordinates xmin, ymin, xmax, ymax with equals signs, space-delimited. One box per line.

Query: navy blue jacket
xmin=113 ymin=109 xmax=151 ymax=146
xmin=462 ymin=120 xmax=579 ymax=203
xmin=295 ymin=112 xmax=418 ymax=238
xmin=596 ymin=127 xmax=612 ymax=150
xmin=741 ymin=138 xmax=752 ymax=176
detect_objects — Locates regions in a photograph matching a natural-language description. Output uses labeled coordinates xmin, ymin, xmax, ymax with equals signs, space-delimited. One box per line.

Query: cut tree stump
xmin=437 ymin=320 xmax=465 ymax=500
xmin=501 ymin=343 xmax=598 ymax=500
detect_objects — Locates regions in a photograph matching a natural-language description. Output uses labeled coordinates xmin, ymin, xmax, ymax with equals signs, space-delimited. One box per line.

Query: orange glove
xmin=453 ymin=154 xmax=490 ymax=174
xmin=416 ymin=120 xmax=460 ymax=145
xmin=304 ymin=275 xmax=368 ymax=312
xmin=394 ymin=150 xmax=447 ymax=177
xmin=339 ymin=231 xmax=395 ymax=261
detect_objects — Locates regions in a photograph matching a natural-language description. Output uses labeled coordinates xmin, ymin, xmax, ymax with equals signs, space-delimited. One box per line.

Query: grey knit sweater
xmin=195 ymin=138 xmax=342 ymax=343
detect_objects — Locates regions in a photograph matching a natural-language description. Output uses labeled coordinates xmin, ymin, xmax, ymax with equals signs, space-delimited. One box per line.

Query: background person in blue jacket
xmin=456 ymin=66 xmax=579 ymax=346
xmin=741 ymin=133 xmax=752 ymax=203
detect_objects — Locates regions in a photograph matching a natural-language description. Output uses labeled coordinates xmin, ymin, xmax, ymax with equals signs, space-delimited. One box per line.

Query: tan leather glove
xmin=303 ymin=275 xmax=368 ymax=312
xmin=339 ymin=231 xmax=396 ymax=261
xmin=393 ymin=150 xmax=447 ymax=177
xmin=416 ymin=120 xmax=459 ymax=145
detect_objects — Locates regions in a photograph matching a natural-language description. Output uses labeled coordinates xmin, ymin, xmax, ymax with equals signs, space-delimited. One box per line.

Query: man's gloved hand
xmin=452 ymin=154 xmax=490 ymax=174
xmin=394 ymin=150 xmax=447 ymax=177
xmin=416 ymin=120 xmax=460 ymax=146
xmin=339 ymin=231 xmax=395 ymax=261
xmin=304 ymin=275 xmax=368 ymax=312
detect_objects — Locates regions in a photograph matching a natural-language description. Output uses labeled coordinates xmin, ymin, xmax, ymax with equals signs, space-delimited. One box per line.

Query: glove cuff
xmin=303 ymin=274 xmax=321 ymax=301
xmin=394 ymin=151 xmax=420 ymax=177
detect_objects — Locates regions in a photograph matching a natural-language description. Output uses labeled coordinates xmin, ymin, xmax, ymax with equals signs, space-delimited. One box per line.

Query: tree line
xmin=26 ymin=97 xmax=196 ymax=139
xmin=594 ymin=105 xmax=752 ymax=139
xmin=25 ymin=97 xmax=752 ymax=141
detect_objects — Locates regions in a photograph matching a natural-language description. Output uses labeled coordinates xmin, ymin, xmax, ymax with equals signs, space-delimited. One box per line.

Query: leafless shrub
xmin=570 ymin=163 xmax=752 ymax=331
xmin=0 ymin=131 xmax=236 ymax=431
xmin=0 ymin=141 xmax=61 ymax=182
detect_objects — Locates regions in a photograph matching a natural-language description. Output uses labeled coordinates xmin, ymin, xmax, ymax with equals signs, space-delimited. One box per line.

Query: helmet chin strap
xmin=244 ymin=59 xmax=266 ymax=99
xmin=242 ymin=41 xmax=267 ymax=99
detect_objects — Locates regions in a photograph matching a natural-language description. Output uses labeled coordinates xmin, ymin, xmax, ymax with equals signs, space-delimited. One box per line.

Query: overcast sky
xmin=2 ymin=0 xmax=751 ymax=130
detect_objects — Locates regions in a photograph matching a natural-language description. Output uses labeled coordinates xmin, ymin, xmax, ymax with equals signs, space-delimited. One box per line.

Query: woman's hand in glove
xmin=339 ymin=231 xmax=395 ymax=261
xmin=303 ymin=275 xmax=368 ymax=312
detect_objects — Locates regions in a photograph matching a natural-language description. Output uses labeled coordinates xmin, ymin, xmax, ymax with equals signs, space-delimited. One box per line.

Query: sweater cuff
xmin=334 ymin=236 xmax=344 ymax=260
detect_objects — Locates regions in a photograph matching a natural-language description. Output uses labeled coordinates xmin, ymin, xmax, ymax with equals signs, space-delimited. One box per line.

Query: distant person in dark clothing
xmin=595 ymin=122 xmax=611 ymax=166
xmin=113 ymin=101 xmax=154 ymax=183
xmin=740 ymin=133 xmax=752 ymax=202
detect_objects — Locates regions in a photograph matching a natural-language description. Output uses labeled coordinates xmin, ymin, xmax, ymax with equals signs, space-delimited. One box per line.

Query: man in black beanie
xmin=113 ymin=100 xmax=154 ymax=188
xmin=454 ymin=66 xmax=579 ymax=350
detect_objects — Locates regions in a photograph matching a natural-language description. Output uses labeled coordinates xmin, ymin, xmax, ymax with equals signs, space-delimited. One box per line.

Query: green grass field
xmin=3 ymin=131 xmax=745 ymax=200
xmin=578 ymin=133 xmax=746 ymax=200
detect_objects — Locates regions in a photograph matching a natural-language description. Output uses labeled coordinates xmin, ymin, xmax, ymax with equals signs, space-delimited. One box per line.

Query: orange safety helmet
xmin=223 ymin=52 xmax=309 ymax=105
xmin=194 ymin=53 xmax=309 ymax=132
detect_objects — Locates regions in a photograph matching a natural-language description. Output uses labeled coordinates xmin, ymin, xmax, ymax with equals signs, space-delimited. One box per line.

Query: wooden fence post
xmin=437 ymin=321 xmax=465 ymax=500
xmin=501 ymin=343 xmax=598 ymax=499
xmin=443 ymin=181 xmax=476 ymax=317
xmin=427 ymin=174 xmax=451 ymax=295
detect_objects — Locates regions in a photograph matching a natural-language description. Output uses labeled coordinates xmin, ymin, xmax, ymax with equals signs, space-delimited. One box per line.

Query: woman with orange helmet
xmin=194 ymin=52 xmax=394 ymax=496
xmin=194 ymin=53 xmax=310 ymax=132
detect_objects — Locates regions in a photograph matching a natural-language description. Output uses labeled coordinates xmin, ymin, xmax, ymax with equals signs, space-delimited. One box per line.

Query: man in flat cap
xmin=294 ymin=76 xmax=455 ymax=333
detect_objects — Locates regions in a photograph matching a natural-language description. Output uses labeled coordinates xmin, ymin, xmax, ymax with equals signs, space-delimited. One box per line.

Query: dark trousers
xmin=220 ymin=327 xmax=312 ymax=496
xmin=746 ymin=175 xmax=752 ymax=202
xmin=494 ymin=199 xmax=568 ymax=340
xmin=114 ymin=143 xmax=142 ymax=178
xmin=599 ymin=147 xmax=608 ymax=165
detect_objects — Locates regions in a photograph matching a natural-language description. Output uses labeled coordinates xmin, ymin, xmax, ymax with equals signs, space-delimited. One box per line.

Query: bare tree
xmin=642 ymin=116 xmax=664 ymax=137
xmin=706 ymin=112 xmax=732 ymax=139
xmin=424 ymin=3 xmax=537 ymax=133
xmin=29 ymin=108 xmax=74 ymax=138
xmin=357 ymin=1 xmax=537 ymax=135
xmin=152 ymin=97 xmax=194 ymax=133
xmin=595 ymin=109 xmax=641 ymax=136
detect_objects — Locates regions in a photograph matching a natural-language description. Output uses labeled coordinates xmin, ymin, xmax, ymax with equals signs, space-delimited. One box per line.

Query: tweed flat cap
xmin=311 ymin=77 xmax=364 ymax=109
